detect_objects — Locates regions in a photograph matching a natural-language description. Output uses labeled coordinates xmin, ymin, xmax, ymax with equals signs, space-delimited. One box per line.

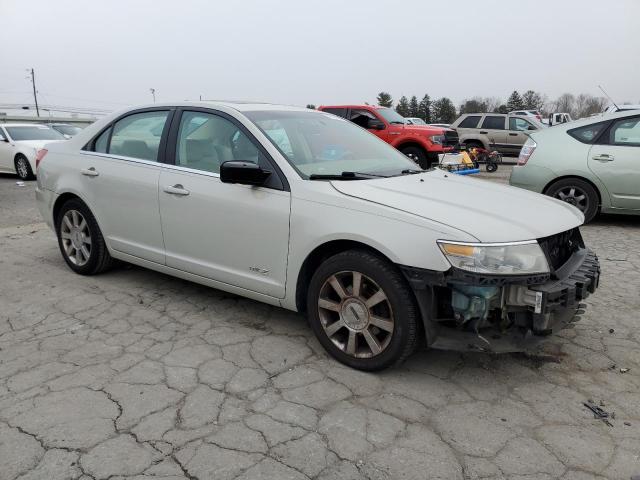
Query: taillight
xmin=517 ymin=139 xmax=536 ymax=165
xmin=35 ymin=149 xmax=48 ymax=170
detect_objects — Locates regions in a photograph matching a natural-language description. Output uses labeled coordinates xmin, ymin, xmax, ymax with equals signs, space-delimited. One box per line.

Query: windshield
xmin=245 ymin=110 xmax=419 ymax=179
xmin=53 ymin=124 xmax=83 ymax=136
xmin=376 ymin=107 xmax=406 ymax=124
xmin=6 ymin=125 xmax=65 ymax=141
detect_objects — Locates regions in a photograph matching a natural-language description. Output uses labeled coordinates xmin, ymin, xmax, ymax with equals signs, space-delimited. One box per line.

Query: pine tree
xmin=521 ymin=90 xmax=542 ymax=110
xmin=409 ymin=96 xmax=419 ymax=117
xmin=376 ymin=92 xmax=393 ymax=107
xmin=418 ymin=94 xmax=431 ymax=123
xmin=431 ymin=97 xmax=457 ymax=123
xmin=395 ymin=96 xmax=410 ymax=117
xmin=506 ymin=91 xmax=524 ymax=111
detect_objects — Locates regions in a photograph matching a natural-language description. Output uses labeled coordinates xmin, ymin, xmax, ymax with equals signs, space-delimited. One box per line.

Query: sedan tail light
xmin=35 ymin=149 xmax=48 ymax=170
xmin=517 ymin=139 xmax=536 ymax=165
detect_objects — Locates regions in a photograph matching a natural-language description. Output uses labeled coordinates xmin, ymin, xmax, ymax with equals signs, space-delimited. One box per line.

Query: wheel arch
xmin=395 ymin=140 xmax=427 ymax=153
xmin=294 ymin=239 xmax=396 ymax=314
xmin=542 ymin=175 xmax=603 ymax=208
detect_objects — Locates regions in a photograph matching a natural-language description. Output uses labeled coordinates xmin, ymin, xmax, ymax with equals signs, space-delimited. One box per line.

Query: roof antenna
xmin=598 ymin=85 xmax=619 ymax=111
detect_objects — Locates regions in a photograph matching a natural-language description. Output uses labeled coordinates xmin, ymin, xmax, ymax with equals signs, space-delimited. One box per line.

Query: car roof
xmin=0 ymin=123 xmax=52 ymax=127
xmin=131 ymin=101 xmax=312 ymax=113
xmin=319 ymin=105 xmax=386 ymax=110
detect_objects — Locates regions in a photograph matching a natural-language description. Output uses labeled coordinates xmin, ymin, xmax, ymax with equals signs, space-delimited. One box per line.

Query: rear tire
xmin=545 ymin=178 xmax=599 ymax=223
xmin=15 ymin=155 xmax=34 ymax=180
xmin=400 ymin=146 xmax=429 ymax=169
xmin=485 ymin=162 xmax=498 ymax=172
xmin=55 ymin=198 xmax=114 ymax=275
xmin=306 ymin=250 xmax=419 ymax=371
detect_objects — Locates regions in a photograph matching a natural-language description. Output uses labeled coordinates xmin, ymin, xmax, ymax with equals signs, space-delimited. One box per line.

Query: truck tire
xmin=545 ymin=178 xmax=599 ymax=223
xmin=400 ymin=146 xmax=429 ymax=169
xmin=306 ymin=250 xmax=419 ymax=371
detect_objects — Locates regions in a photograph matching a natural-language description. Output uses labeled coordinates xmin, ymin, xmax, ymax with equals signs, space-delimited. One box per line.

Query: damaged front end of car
xmin=401 ymin=228 xmax=600 ymax=352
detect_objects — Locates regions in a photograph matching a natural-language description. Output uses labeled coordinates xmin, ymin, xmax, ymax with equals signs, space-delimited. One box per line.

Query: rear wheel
xmin=15 ymin=155 xmax=34 ymax=180
xmin=307 ymin=250 xmax=419 ymax=371
xmin=400 ymin=146 xmax=429 ymax=169
xmin=545 ymin=178 xmax=599 ymax=223
xmin=485 ymin=162 xmax=498 ymax=172
xmin=56 ymin=198 xmax=114 ymax=275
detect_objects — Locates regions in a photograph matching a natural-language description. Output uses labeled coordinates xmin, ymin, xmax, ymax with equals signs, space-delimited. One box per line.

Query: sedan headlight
xmin=438 ymin=240 xmax=549 ymax=275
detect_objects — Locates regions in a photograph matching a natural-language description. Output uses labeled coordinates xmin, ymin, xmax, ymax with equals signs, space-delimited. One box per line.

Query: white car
xmin=35 ymin=102 xmax=600 ymax=370
xmin=0 ymin=123 xmax=66 ymax=180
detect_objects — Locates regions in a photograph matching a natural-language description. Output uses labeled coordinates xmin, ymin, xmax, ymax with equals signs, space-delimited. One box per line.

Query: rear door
xmin=507 ymin=116 xmax=538 ymax=152
xmin=80 ymin=108 xmax=172 ymax=264
xmin=478 ymin=115 xmax=508 ymax=151
xmin=588 ymin=115 xmax=640 ymax=210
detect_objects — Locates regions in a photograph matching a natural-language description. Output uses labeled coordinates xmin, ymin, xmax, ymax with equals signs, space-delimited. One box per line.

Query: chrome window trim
xmin=79 ymin=150 xmax=161 ymax=167
xmin=161 ymin=163 xmax=221 ymax=178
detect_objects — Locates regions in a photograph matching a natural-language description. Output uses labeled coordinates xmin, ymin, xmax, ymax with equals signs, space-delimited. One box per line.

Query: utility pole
xmin=150 ymin=88 xmax=156 ymax=103
xmin=29 ymin=68 xmax=40 ymax=117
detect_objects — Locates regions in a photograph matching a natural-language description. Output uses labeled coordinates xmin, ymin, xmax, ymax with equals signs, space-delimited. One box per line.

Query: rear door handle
xmin=592 ymin=154 xmax=614 ymax=162
xmin=479 ymin=131 xmax=488 ymax=134
xmin=80 ymin=167 xmax=99 ymax=177
xmin=163 ymin=184 xmax=190 ymax=196
xmin=508 ymin=133 xmax=518 ymax=136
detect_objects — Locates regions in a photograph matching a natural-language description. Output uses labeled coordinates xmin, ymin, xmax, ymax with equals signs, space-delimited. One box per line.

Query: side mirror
xmin=0 ymin=135 xmax=7 ymax=142
xmin=528 ymin=125 xmax=537 ymax=131
xmin=220 ymin=161 xmax=271 ymax=186
xmin=368 ymin=119 xmax=385 ymax=130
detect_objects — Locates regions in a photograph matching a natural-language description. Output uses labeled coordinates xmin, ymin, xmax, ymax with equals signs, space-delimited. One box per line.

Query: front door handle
xmin=163 ymin=184 xmax=190 ymax=196
xmin=80 ymin=167 xmax=99 ymax=177
xmin=479 ymin=131 xmax=488 ymax=134
xmin=508 ymin=133 xmax=518 ymax=136
xmin=592 ymin=154 xmax=614 ymax=162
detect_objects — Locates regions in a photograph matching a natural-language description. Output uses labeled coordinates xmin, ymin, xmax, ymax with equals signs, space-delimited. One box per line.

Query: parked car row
xmin=0 ymin=123 xmax=83 ymax=180
xmin=35 ymin=101 xmax=600 ymax=370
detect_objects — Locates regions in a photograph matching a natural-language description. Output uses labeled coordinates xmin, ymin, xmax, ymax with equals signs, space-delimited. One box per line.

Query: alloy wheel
xmin=317 ymin=270 xmax=394 ymax=358
xmin=555 ymin=186 xmax=588 ymax=213
xmin=16 ymin=158 xmax=29 ymax=179
xmin=60 ymin=210 xmax=92 ymax=266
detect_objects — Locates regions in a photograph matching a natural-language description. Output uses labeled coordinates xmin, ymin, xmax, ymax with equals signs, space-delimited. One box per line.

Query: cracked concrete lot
xmin=1 ymin=170 xmax=639 ymax=480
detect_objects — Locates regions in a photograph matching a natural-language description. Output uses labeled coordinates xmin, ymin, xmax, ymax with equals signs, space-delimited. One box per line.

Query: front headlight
xmin=438 ymin=240 xmax=549 ymax=275
xmin=429 ymin=134 xmax=445 ymax=145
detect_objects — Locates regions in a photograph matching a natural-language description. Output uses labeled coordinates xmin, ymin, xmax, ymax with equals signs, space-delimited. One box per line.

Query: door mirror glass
xmin=220 ymin=160 xmax=271 ymax=186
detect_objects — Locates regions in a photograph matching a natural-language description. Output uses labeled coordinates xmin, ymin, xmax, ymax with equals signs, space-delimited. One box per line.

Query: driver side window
xmin=176 ymin=111 xmax=261 ymax=174
xmin=509 ymin=117 xmax=533 ymax=132
xmin=349 ymin=109 xmax=377 ymax=129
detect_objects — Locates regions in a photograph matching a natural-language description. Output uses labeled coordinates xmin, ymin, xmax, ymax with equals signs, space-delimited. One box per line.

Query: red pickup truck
xmin=318 ymin=104 xmax=457 ymax=168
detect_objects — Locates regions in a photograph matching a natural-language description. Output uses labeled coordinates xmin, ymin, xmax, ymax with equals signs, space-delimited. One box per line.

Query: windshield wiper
xmin=308 ymin=171 xmax=389 ymax=180
xmin=389 ymin=121 xmax=405 ymax=125
xmin=400 ymin=169 xmax=423 ymax=175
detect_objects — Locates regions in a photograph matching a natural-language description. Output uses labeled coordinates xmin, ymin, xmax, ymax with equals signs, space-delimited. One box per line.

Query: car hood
xmin=15 ymin=139 xmax=65 ymax=149
xmin=331 ymin=169 xmax=583 ymax=242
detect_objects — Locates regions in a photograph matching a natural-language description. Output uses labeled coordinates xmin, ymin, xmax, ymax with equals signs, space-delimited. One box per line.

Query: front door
xmin=79 ymin=109 xmax=172 ymax=264
xmin=478 ymin=115 xmax=508 ymax=151
xmin=508 ymin=117 xmax=538 ymax=153
xmin=0 ymin=127 xmax=14 ymax=173
xmin=588 ymin=115 xmax=640 ymax=210
xmin=159 ymin=110 xmax=291 ymax=298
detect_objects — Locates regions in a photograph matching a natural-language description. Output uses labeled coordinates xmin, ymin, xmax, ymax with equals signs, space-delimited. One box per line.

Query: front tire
xmin=55 ymin=198 xmax=113 ymax=275
xmin=400 ymin=146 xmax=429 ymax=169
xmin=545 ymin=178 xmax=599 ymax=223
xmin=15 ymin=155 xmax=34 ymax=180
xmin=485 ymin=162 xmax=498 ymax=172
xmin=306 ymin=250 xmax=419 ymax=371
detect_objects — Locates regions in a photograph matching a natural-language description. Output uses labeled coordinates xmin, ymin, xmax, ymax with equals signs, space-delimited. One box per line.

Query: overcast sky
xmin=1 ymin=0 xmax=639 ymax=113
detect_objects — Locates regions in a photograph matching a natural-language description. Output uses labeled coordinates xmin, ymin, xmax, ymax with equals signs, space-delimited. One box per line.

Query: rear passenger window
xmin=608 ymin=117 xmax=640 ymax=146
xmin=458 ymin=116 xmax=481 ymax=128
xmin=481 ymin=116 xmax=506 ymax=130
xmin=568 ymin=122 xmax=608 ymax=144
xmin=109 ymin=111 xmax=170 ymax=161
xmin=322 ymin=108 xmax=347 ymax=118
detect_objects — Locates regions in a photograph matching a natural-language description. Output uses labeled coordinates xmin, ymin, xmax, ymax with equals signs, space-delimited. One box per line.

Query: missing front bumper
xmin=400 ymin=249 xmax=600 ymax=353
